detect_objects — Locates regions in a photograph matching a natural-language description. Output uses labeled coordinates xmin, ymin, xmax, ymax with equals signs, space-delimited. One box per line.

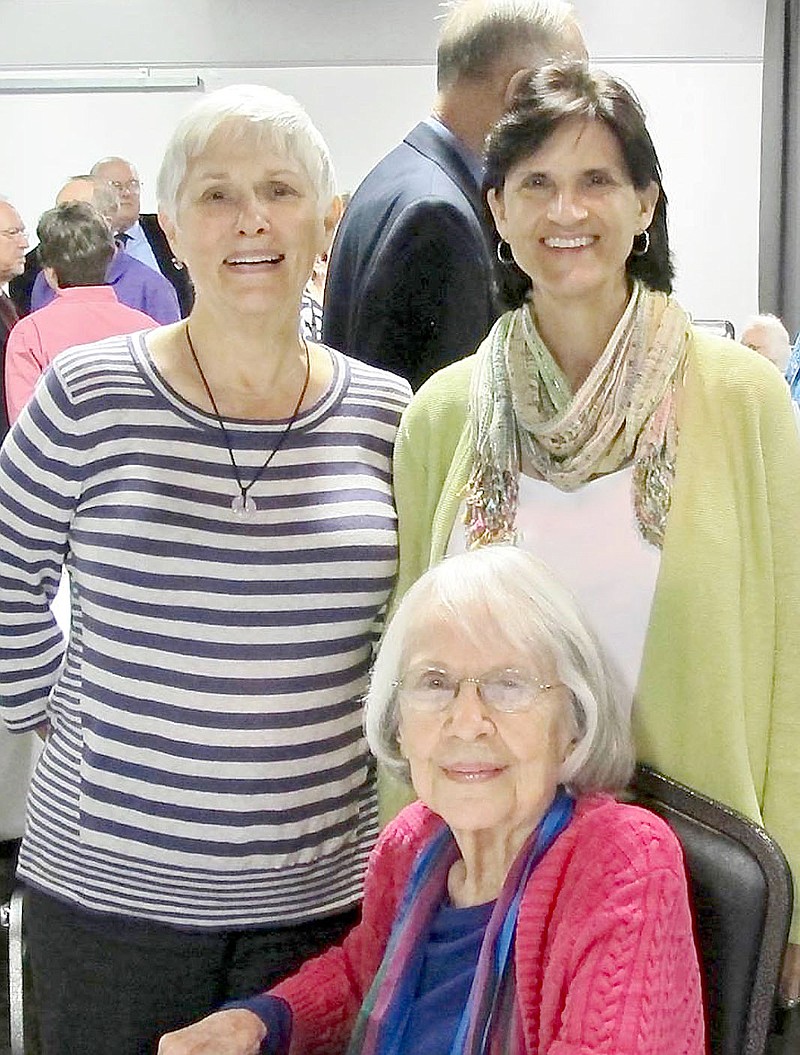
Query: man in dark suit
xmin=91 ymin=157 xmax=194 ymax=316
xmin=0 ymin=197 xmax=28 ymax=439
xmin=323 ymin=0 xmax=585 ymax=390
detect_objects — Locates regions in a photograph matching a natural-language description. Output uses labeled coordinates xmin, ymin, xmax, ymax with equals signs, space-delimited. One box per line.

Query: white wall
xmin=582 ymin=0 xmax=765 ymax=329
xmin=0 ymin=0 xmax=766 ymax=334
xmin=0 ymin=69 xmax=436 ymax=227
xmin=599 ymin=61 xmax=762 ymax=329
xmin=0 ymin=0 xmax=764 ymax=67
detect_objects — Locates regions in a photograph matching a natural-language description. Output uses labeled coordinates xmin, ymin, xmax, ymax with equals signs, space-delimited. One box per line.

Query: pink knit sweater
xmin=272 ymin=795 xmax=706 ymax=1054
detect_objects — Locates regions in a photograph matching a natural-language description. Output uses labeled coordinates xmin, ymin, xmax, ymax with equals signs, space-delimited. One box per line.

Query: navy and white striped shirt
xmin=0 ymin=333 xmax=411 ymax=928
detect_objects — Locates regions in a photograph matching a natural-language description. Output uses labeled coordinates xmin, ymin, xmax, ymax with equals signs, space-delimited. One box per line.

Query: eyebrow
xmin=194 ymin=168 xmax=300 ymax=181
xmin=516 ymin=163 xmax=620 ymax=181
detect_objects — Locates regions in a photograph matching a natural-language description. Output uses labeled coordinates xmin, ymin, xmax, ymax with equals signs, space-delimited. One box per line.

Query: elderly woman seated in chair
xmin=160 ymin=546 xmax=705 ymax=1055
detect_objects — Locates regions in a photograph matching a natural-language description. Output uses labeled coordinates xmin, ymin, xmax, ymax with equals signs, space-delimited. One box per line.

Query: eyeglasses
xmin=0 ymin=227 xmax=26 ymax=240
xmin=107 ymin=179 xmax=141 ymax=193
xmin=393 ymin=666 xmax=561 ymax=714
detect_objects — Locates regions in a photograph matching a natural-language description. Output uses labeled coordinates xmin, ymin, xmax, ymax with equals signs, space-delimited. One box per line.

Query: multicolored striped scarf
xmin=347 ymin=789 xmax=575 ymax=1055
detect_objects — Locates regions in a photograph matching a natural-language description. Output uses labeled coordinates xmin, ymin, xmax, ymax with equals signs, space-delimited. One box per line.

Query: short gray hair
xmin=437 ymin=0 xmax=580 ymax=92
xmin=90 ymin=156 xmax=138 ymax=177
xmin=366 ymin=545 xmax=634 ymax=794
xmin=157 ymin=84 xmax=336 ymax=222
xmin=37 ymin=201 xmax=115 ymax=287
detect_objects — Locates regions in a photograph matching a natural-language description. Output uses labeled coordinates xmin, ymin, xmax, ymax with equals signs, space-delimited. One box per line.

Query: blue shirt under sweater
xmin=399 ymin=898 xmax=494 ymax=1055
xmin=237 ymin=899 xmax=494 ymax=1055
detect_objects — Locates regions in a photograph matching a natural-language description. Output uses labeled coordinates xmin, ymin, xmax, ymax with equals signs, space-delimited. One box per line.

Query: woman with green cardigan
xmin=391 ymin=61 xmax=800 ymax=999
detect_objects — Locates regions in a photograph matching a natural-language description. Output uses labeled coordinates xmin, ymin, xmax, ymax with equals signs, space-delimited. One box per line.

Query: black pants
xmin=24 ymin=886 xmax=358 ymax=1055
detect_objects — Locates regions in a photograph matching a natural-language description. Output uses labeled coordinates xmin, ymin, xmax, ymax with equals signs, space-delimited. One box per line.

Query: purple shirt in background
xmin=31 ymin=251 xmax=180 ymax=325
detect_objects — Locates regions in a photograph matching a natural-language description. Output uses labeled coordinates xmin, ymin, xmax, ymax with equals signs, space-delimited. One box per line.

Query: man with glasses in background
xmin=91 ymin=156 xmax=193 ymax=315
xmin=26 ymin=175 xmax=181 ymax=326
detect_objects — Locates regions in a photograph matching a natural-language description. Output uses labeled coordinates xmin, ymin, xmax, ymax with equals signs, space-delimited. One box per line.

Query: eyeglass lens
xmin=398 ymin=667 xmax=551 ymax=713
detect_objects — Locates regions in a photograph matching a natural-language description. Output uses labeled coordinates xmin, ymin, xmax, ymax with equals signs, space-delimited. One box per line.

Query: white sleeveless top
xmin=448 ymin=467 xmax=661 ymax=714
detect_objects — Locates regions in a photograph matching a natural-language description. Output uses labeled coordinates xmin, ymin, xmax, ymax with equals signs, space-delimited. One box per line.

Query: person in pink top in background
xmin=5 ymin=200 xmax=156 ymax=423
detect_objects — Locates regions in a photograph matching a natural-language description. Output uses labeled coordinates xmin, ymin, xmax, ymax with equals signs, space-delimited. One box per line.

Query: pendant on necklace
xmin=231 ymin=492 xmax=257 ymax=516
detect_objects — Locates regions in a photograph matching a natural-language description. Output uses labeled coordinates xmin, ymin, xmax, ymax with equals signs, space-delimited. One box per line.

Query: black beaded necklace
xmin=185 ymin=323 xmax=311 ymax=517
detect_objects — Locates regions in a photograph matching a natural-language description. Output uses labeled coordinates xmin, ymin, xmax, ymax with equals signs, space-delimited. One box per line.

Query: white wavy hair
xmin=366 ymin=545 xmax=634 ymax=794
xmin=157 ymin=84 xmax=337 ymax=221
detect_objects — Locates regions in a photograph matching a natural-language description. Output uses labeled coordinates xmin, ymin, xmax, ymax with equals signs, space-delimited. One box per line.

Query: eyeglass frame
xmin=106 ymin=179 xmax=141 ymax=193
xmin=0 ymin=226 xmax=27 ymax=240
xmin=392 ymin=665 xmax=563 ymax=715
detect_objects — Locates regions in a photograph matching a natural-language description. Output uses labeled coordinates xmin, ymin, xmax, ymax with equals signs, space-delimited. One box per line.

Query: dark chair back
xmin=629 ymin=765 xmax=792 ymax=1055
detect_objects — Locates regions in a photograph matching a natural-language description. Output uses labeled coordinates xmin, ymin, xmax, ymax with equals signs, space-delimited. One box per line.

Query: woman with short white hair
xmin=366 ymin=542 xmax=632 ymax=794
xmin=0 ymin=84 xmax=410 ymax=1055
xmin=160 ymin=546 xmax=703 ymax=1055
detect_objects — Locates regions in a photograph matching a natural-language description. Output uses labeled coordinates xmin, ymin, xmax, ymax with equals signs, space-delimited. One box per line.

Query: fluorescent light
xmin=0 ymin=68 xmax=201 ymax=92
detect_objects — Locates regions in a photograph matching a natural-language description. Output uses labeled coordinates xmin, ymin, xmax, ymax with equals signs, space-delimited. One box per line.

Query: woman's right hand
xmin=157 ymin=1009 xmax=267 ymax=1055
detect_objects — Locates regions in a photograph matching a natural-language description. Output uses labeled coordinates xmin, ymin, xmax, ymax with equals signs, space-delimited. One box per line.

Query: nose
xmin=238 ymin=195 xmax=269 ymax=236
xmin=446 ymin=681 xmax=495 ymax=740
xmin=546 ymin=188 xmax=588 ymax=224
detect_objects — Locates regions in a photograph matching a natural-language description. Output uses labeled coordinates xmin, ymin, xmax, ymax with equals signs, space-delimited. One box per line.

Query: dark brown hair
xmin=485 ymin=60 xmax=674 ymax=307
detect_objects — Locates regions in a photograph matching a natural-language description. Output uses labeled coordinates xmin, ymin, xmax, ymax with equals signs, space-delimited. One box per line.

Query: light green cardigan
xmin=391 ymin=327 xmax=800 ymax=941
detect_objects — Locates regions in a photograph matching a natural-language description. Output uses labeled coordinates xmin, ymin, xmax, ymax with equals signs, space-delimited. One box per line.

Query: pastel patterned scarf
xmin=347 ymin=790 xmax=575 ymax=1055
xmin=464 ymin=282 xmax=690 ymax=549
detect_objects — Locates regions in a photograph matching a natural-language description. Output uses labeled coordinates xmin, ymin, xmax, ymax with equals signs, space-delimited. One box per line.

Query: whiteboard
xmin=0 ymin=58 xmax=761 ymax=335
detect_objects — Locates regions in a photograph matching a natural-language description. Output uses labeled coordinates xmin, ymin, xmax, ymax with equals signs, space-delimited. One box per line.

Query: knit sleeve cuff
xmin=222 ymin=994 xmax=292 ymax=1055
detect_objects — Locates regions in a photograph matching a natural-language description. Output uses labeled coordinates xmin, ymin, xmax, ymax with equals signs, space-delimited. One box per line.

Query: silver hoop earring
xmin=632 ymin=230 xmax=650 ymax=257
xmin=496 ymin=239 xmax=515 ymax=265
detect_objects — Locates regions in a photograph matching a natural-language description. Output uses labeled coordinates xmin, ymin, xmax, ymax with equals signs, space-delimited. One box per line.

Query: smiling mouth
xmin=441 ymin=763 xmax=506 ymax=782
xmin=225 ymin=254 xmax=285 ymax=267
xmin=542 ymin=236 xmax=595 ymax=249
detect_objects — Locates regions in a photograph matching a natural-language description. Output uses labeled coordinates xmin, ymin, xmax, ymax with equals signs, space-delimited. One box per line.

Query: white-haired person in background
xmin=160 ymin=546 xmax=704 ymax=1055
xmin=740 ymin=313 xmax=793 ymax=374
xmin=740 ymin=314 xmax=800 ymax=415
xmin=0 ymin=84 xmax=410 ymax=1055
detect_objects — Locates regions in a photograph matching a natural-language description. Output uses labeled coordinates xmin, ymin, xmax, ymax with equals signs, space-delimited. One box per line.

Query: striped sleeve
xmin=0 ymin=364 xmax=88 ymax=730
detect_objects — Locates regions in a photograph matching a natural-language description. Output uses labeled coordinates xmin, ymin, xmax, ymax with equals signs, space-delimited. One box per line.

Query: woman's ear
xmin=637 ymin=181 xmax=659 ymax=231
xmin=320 ymin=195 xmax=343 ymax=254
xmin=557 ymin=734 xmax=580 ymax=786
xmin=158 ymin=210 xmax=181 ymax=261
xmin=43 ymin=266 xmax=60 ymax=292
xmin=486 ymin=187 xmax=507 ymax=239
xmin=558 ymin=703 xmax=580 ymax=766
xmin=562 ymin=735 xmax=578 ymax=763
